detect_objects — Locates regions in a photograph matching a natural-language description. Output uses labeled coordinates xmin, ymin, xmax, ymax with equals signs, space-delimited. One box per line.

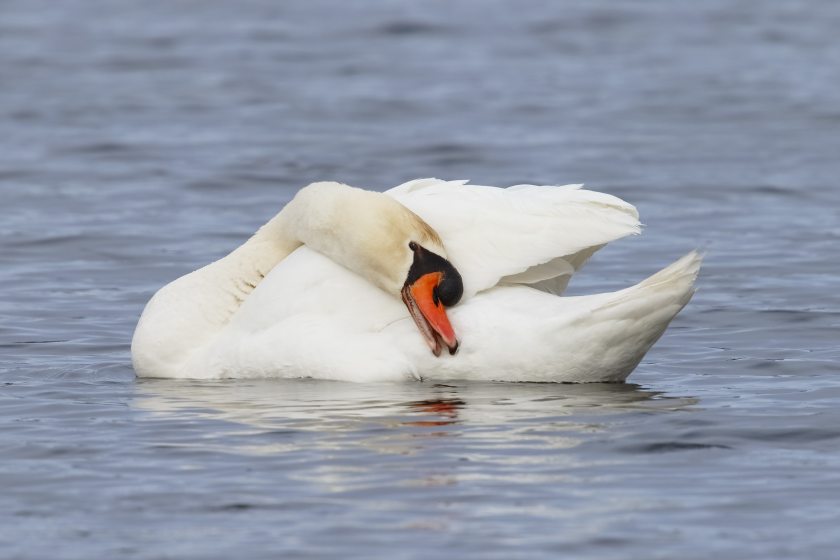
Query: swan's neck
xmin=278 ymin=181 xmax=444 ymax=295
xmin=131 ymin=181 xmax=444 ymax=377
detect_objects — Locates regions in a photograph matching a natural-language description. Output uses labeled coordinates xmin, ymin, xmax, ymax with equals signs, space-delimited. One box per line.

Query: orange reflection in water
xmin=403 ymin=398 xmax=465 ymax=427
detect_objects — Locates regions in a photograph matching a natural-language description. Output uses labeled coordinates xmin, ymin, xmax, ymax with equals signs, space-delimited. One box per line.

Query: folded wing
xmin=386 ymin=179 xmax=641 ymax=298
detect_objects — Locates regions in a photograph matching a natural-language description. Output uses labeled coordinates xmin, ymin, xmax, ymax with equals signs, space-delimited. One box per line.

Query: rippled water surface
xmin=2 ymin=1 xmax=840 ymax=558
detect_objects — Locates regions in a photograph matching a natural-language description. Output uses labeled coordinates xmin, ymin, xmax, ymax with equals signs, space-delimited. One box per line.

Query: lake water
xmin=2 ymin=1 xmax=840 ymax=558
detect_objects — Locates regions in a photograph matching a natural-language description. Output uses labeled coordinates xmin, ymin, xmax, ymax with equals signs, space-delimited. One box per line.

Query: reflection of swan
xmin=132 ymin=378 xmax=699 ymax=492
xmin=132 ymin=179 xmax=700 ymax=382
xmin=133 ymin=378 xmax=695 ymax=432
xmin=132 ymin=380 xmax=698 ymax=496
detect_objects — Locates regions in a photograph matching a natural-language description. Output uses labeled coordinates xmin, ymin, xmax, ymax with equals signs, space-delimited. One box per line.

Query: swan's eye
xmin=408 ymin=241 xmax=418 ymax=251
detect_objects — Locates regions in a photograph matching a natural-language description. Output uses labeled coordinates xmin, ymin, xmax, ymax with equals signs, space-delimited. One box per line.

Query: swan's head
xmin=401 ymin=240 xmax=463 ymax=356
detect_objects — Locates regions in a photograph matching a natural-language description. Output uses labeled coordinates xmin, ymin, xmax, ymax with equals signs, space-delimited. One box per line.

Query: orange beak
xmin=401 ymin=272 xmax=459 ymax=356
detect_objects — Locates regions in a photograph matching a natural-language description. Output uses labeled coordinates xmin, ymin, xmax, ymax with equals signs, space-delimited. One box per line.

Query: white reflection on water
xmin=132 ymin=379 xmax=697 ymax=448
xmin=131 ymin=379 xmax=698 ymax=498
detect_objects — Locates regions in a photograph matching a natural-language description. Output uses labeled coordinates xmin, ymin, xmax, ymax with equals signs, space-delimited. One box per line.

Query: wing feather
xmin=386 ymin=179 xmax=640 ymax=298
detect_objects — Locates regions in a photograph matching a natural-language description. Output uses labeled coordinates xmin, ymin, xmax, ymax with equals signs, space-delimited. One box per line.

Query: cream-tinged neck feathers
xmin=277 ymin=182 xmax=446 ymax=295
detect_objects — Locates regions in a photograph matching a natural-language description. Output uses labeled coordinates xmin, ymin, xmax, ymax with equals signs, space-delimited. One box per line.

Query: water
xmin=2 ymin=0 xmax=839 ymax=558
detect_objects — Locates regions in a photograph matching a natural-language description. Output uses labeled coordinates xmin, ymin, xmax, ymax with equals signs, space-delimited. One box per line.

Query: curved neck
xmin=282 ymin=182 xmax=444 ymax=295
xmin=131 ymin=182 xmax=443 ymax=377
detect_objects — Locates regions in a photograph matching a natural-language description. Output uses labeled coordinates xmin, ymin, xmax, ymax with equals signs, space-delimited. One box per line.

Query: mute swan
xmin=132 ymin=178 xmax=700 ymax=382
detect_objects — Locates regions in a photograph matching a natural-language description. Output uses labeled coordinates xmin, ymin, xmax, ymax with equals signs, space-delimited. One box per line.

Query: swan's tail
xmin=557 ymin=251 xmax=702 ymax=382
xmin=634 ymin=250 xmax=702 ymax=296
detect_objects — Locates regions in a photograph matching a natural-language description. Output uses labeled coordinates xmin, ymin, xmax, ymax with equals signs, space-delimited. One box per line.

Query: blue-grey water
xmin=2 ymin=1 xmax=839 ymax=558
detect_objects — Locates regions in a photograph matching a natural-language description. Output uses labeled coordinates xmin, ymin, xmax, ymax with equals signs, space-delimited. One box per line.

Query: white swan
xmin=132 ymin=178 xmax=701 ymax=382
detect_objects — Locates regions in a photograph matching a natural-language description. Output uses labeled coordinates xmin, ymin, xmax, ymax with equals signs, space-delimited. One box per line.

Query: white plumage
xmin=388 ymin=179 xmax=641 ymax=297
xmin=132 ymin=179 xmax=700 ymax=382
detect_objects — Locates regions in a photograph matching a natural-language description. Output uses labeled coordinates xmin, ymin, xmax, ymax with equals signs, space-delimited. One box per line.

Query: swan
xmin=132 ymin=178 xmax=701 ymax=382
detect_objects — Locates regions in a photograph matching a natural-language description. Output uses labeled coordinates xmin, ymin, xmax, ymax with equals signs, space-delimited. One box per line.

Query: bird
xmin=131 ymin=178 xmax=701 ymax=383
